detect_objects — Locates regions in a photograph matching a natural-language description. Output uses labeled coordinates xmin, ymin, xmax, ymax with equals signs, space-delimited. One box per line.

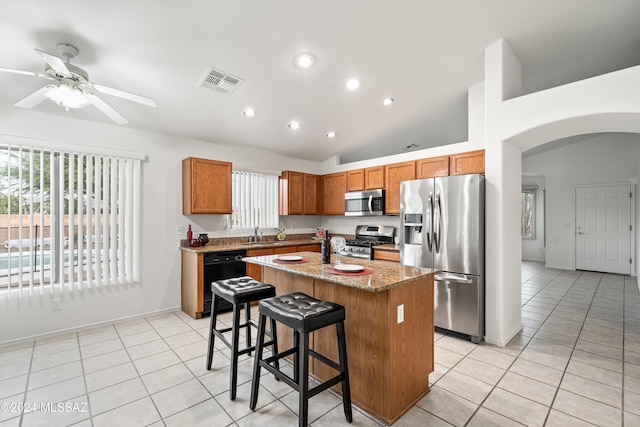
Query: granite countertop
xmin=179 ymin=238 xmax=323 ymax=254
xmin=243 ymin=251 xmax=435 ymax=292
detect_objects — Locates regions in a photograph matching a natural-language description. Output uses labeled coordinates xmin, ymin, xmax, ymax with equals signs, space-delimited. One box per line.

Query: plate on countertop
xmin=276 ymin=255 xmax=303 ymax=262
xmin=333 ymin=264 xmax=364 ymax=272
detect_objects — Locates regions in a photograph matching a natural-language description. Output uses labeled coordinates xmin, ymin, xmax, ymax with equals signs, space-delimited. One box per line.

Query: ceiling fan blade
xmin=92 ymin=83 xmax=157 ymax=108
xmin=0 ymin=67 xmax=54 ymax=80
xmin=15 ymin=86 xmax=54 ymax=108
xmin=85 ymin=92 xmax=129 ymax=125
xmin=34 ymin=48 xmax=72 ymax=77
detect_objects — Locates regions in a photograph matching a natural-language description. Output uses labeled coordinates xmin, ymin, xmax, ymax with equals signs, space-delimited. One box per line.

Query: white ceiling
xmin=1 ymin=0 xmax=638 ymax=163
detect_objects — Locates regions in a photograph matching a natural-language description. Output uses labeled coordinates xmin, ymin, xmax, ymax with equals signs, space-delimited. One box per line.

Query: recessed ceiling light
xmin=326 ymin=131 xmax=336 ymax=138
xmin=288 ymin=121 xmax=301 ymax=130
xmin=346 ymin=78 xmax=360 ymax=91
xmin=382 ymin=98 xmax=394 ymax=106
xmin=294 ymin=53 xmax=315 ymax=69
xmin=243 ymin=108 xmax=257 ymax=117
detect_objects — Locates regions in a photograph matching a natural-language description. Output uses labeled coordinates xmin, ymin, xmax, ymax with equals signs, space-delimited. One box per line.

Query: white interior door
xmin=575 ymin=184 xmax=631 ymax=274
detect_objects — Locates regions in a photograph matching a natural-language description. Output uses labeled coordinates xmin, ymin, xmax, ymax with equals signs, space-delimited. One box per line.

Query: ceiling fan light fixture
xmin=44 ymin=84 xmax=90 ymax=109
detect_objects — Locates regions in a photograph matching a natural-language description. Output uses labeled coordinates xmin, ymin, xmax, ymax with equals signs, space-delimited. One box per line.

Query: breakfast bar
xmin=243 ymin=252 xmax=436 ymax=425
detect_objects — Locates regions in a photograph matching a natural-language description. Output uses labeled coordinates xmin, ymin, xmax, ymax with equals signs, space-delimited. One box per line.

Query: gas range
xmin=339 ymin=225 xmax=395 ymax=260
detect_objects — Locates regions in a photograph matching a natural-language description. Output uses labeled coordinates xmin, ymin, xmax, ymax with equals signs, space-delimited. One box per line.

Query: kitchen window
xmin=231 ymin=170 xmax=278 ymax=229
xmin=0 ymin=141 xmax=142 ymax=297
xmin=521 ymin=187 xmax=536 ymax=239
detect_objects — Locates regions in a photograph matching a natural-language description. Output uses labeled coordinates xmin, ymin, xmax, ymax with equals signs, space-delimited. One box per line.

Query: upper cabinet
xmin=384 ymin=161 xmax=416 ymax=215
xmin=364 ymin=166 xmax=385 ymax=189
xmin=449 ymin=150 xmax=485 ymax=175
xmin=303 ymin=174 xmax=318 ymax=215
xmin=322 ymin=172 xmax=347 ymax=215
xmin=182 ymin=157 xmax=232 ymax=214
xmin=416 ymin=155 xmax=449 ymax=179
xmin=279 ymin=171 xmax=318 ymax=215
xmin=346 ymin=169 xmax=365 ymax=192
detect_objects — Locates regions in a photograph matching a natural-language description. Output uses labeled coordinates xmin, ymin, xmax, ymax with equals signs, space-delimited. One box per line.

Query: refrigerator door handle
xmin=426 ymin=193 xmax=433 ymax=251
xmin=434 ymin=193 xmax=442 ymax=253
xmin=435 ymin=273 xmax=473 ymax=284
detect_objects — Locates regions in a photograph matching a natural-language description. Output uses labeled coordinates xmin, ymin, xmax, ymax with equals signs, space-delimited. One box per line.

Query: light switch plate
xmin=177 ymin=226 xmax=183 ymax=236
xmin=397 ymin=304 xmax=404 ymax=324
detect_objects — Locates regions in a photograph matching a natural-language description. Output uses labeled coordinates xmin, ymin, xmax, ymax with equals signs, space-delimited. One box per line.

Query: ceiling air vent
xmin=198 ymin=67 xmax=243 ymax=95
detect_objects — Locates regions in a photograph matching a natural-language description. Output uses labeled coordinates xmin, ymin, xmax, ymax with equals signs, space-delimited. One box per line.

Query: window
xmin=231 ymin=170 xmax=279 ymax=229
xmin=1 ymin=142 xmax=141 ymax=297
xmin=521 ymin=187 xmax=536 ymax=239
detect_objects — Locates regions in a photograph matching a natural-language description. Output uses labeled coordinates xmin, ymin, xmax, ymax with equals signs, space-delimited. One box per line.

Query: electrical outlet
xmin=397 ymin=304 xmax=404 ymax=324
xmin=52 ymin=299 xmax=62 ymax=311
xmin=177 ymin=226 xmax=183 ymax=236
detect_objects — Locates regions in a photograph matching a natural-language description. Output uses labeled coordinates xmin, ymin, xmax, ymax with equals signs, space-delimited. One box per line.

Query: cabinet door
xmin=365 ymin=166 xmax=385 ymax=189
xmin=449 ymin=150 xmax=485 ymax=175
xmin=346 ymin=169 xmax=365 ymax=192
xmin=323 ymin=173 xmax=347 ymax=215
xmin=279 ymin=171 xmax=304 ymax=215
xmin=297 ymin=243 xmax=321 ymax=253
xmin=303 ymin=174 xmax=318 ymax=215
xmin=182 ymin=157 xmax=232 ymax=214
xmin=416 ymin=156 xmax=449 ymax=179
xmin=246 ymin=248 xmax=275 ymax=281
xmin=384 ymin=161 xmax=416 ymax=215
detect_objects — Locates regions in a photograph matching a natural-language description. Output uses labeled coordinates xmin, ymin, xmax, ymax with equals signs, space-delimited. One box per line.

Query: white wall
xmin=484 ymin=39 xmax=640 ymax=346
xmin=0 ymin=107 xmax=321 ymax=344
xmin=522 ymin=133 xmax=640 ymax=270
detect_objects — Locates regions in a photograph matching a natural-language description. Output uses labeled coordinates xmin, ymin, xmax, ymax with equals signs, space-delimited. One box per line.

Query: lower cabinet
xmin=373 ymin=250 xmax=400 ymax=262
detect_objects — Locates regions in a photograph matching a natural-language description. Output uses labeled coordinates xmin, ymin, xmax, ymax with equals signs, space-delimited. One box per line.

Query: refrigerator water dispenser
xmin=403 ymin=213 xmax=423 ymax=245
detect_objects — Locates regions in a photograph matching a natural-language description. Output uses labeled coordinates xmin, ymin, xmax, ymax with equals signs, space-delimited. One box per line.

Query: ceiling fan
xmin=0 ymin=43 xmax=156 ymax=125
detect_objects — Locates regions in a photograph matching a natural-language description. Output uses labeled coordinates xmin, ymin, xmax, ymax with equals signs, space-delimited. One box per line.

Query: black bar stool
xmin=206 ymin=276 xmax=279 ymax=400
xmin=250 ymin=292 xmax=352 ymax=427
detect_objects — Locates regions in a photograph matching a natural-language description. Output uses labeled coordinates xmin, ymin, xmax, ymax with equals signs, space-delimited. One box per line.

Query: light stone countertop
xmin=179 ymin=238 xmax=323 ymax=254
xmin=243 ymin=251 xmax=436 ymax=292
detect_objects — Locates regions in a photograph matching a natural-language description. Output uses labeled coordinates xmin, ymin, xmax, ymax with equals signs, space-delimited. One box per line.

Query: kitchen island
xmin=243 ymin=252 xmax=436 ymax=425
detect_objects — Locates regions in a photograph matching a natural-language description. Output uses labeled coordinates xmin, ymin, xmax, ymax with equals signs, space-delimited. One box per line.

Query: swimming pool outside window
xmin=1 ymin=141 xmax=142 ymax=298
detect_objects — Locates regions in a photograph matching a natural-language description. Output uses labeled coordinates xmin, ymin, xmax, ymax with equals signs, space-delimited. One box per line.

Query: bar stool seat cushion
xmin=212 ymin=276 xmax=276 ymax=305
xmin=259 ymin=292 xmax=345 ymax=333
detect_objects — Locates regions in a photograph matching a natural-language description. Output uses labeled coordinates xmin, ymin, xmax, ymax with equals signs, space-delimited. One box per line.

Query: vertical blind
xmin=231 ymin=170 xmax=278 ymax=229
xmin=1 ymin=143 xmax=141 ymax=298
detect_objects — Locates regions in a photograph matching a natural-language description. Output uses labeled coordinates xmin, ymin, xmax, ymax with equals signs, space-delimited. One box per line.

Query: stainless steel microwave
xmin=344 ymin=189 xmax=385 ymax=216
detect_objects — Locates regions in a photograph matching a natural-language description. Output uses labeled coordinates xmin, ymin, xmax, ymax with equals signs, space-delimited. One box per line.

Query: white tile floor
xmin=1 ymin=261 xmax=639 ymax=426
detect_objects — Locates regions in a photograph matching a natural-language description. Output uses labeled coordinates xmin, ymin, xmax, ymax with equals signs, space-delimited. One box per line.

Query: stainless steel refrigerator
xmin=400 ymin=174 xmax=484 ymax=343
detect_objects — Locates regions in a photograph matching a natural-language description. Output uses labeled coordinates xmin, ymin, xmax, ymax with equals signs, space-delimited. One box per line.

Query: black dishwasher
xmin=202 ymin=250 xmax=247 ymax=317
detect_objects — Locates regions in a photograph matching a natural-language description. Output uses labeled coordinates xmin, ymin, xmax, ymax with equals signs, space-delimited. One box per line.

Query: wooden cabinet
xmin=384 ymin=161 xmax=416 ymax=215
xmin=449 ymin=149 xmax=485 ymax=175
xmin=303 ymin=174 xmax=318 ymax=215
xmin=280 ymin=171 xmax=318 ymax=215
xmin=365 ymin=166 xmax=385 ymax=189
xmin=181 ymin=251 xmax=203 ymax=318
xmin=346 ymin=169 xmax=365 ymax=192
xmin=322 ymin=172 xmax=347 ymax=215
xmin=373 ymin=250 xmax=400 ymax=262
xmin=182 ymin=157 xmax=232 ymax=214
xmin=346 ymin=167 xmax=385 ymax=191
xmin=416 ymin=155 xmax=449 ymax=179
